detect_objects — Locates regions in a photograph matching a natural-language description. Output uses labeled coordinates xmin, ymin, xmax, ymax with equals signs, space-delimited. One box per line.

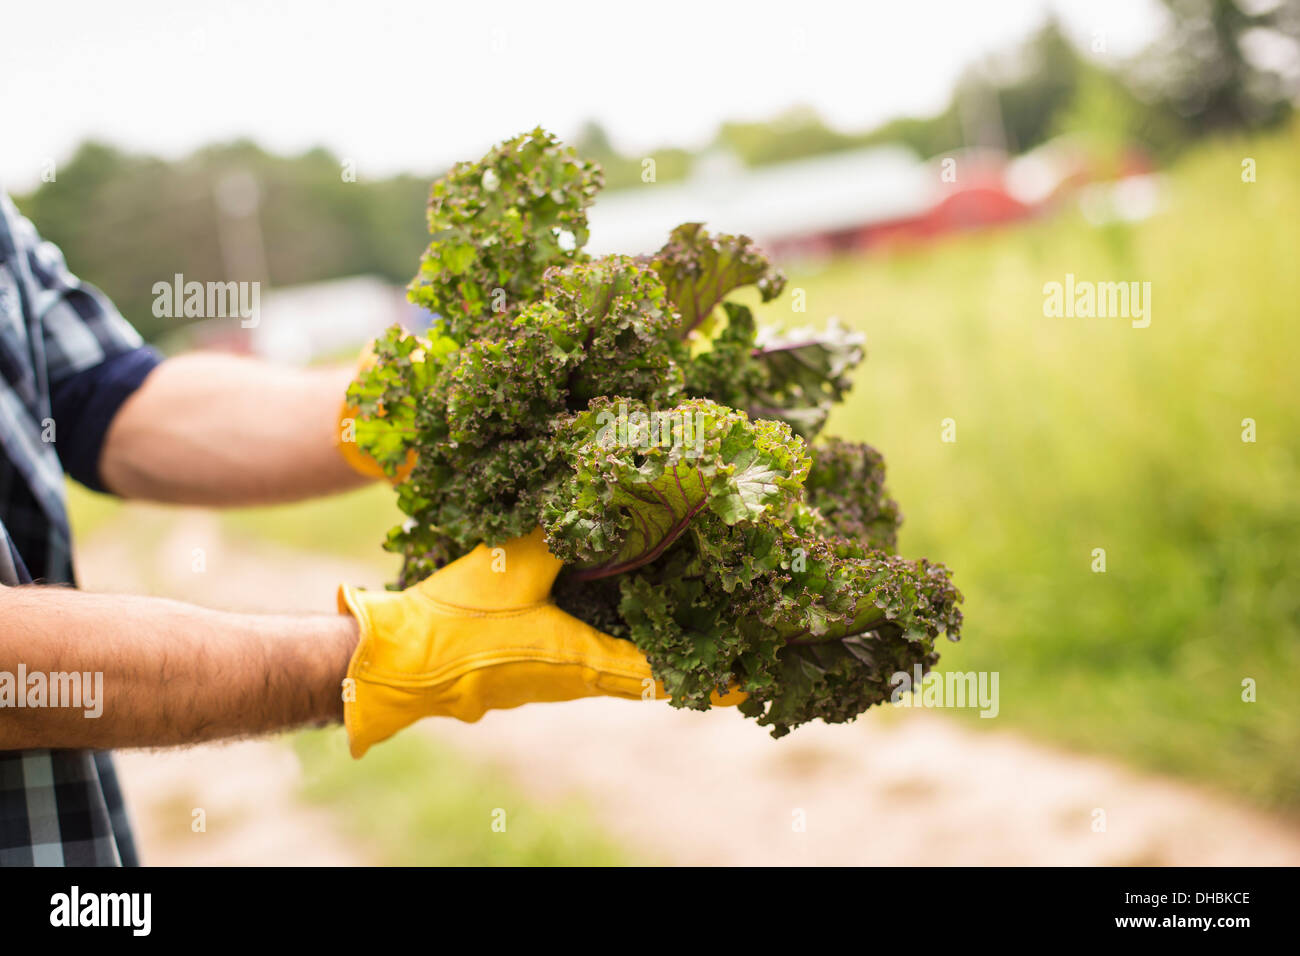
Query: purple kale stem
xmin=783 ymin=614 xmax=891 ymax=646
xmin=751 ymin=339 xmax=825 ymax=356
xmin=568 ymin=467 xmax=708 ymax=581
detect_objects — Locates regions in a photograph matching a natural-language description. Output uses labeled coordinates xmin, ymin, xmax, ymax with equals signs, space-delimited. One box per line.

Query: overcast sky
xmin=2 ymin=0 xmax=1167 ymax=191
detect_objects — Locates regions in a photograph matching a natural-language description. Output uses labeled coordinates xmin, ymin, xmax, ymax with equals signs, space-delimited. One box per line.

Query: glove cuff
xmin=337 ymin=582 xmax=398 ymax=759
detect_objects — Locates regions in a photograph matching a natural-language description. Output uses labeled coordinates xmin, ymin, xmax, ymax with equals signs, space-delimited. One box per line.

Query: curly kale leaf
xmin=752 ymin=633 xmax=938 ymax=736
xmin=805 ymin=438 xmax=902 ymax=553
xmin=439 ymin=302 xmax=585 ymax=449
xmin=542 ymin=257 xmax=686 ymax=407
xmin=680 ymin=302 xmax=767 ymax=409
xmin=346 ymin=327 xmax=462 ymax=479
xmin=349 ymin=306 xmax=585 ymax=554
xmin=747 ymin=319 xmax=865 ymax=439
xmin=352 ymin=257 xmax=691 ymax=562
xmin=651 ymin=223 xmax=787 ymax=336
xmin=740 ymin=544 xmax=964 ymax=737
xmin=681 ymin=303 xmax=864 ymax=441
xmin=408 ymin=127 xmax=603 ymax=341
xmin=619 ymin=512 xmax=963 ymax=736
xmin=543 ymin=397 xmax=809 ymax=581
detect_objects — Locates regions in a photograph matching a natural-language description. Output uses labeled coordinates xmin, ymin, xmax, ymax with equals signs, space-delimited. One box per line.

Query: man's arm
xmin=99 ymin=352 xmax=369 ymax=505
xmin=0 ymin=584 xmax=357 ymax=750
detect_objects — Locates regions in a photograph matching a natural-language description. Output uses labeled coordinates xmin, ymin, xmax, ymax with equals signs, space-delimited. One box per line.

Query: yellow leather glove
xmin=336 ymin=341 xmax=417 ymax=482
xmin=338 ymin=528 xmax=745 ymax=758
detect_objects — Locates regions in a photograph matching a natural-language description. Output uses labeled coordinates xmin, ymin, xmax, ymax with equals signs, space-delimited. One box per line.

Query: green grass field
xmin=66 ymin=123 xmax=1300 ymax=822
xmin=805 ymin=124 xmax=1300 ymax=810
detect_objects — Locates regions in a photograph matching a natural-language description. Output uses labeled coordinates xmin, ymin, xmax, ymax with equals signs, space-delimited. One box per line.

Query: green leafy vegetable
xmin=408 ymin=127 xmax=603 ymax=341
xmin=544 ymin=397 xmax=809 ymax=580
xmin=619 ymin=513 xmax=961 ymax=735
xmin=351 ymin=128 xmax=963 ymax=736
xmin=805 ymin=437 xmax=902 ymax=553
xmin=749 ymin=319 xmax=866 ymax=439
xmin=679 ymin=302 xmax=865 ymax=441
xmin=652 ymin=222 xmax=787 ymax=336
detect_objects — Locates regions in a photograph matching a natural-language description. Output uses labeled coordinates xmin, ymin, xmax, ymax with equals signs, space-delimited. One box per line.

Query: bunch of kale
xmin=349 ymin=128 xmax=962 ymax=737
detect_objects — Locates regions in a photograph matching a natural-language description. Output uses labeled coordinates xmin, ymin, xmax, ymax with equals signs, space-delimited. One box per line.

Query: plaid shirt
xmin=1 ymin=192 xmax=160 ymax=866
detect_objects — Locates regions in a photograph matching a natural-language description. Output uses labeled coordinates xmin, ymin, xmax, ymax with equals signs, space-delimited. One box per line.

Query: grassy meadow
xmin=803 ymin=124 xmax=1300 ymax=809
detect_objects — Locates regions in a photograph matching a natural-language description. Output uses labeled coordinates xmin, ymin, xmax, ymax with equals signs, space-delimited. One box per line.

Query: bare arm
xmin=100 ymin=352 xmax=369 ymax=505
xmin=0 ymin=585 xmax=358 ymax=750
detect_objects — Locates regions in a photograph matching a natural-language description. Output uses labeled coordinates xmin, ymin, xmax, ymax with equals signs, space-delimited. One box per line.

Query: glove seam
xmin=354 ymin=649 xmax=653 ymax=688
xmin=408 ymin=587 xmax=557 ymax=617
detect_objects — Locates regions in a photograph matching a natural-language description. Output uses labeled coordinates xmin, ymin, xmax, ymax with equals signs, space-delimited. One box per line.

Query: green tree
xmin=17 ymin=142 xmax=430 ymax=341
xmin=1132 ymin=0 xmax=1299 ymax=132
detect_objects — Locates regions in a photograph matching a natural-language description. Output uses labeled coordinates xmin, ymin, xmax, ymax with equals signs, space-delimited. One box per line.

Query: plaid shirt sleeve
xmin=1 ymin=193 xmax=146 ymax=867
xmin=1 ymin=194 xmax=162 ymax=499
xmin=3 ymin=193 xmax=148 ymax=382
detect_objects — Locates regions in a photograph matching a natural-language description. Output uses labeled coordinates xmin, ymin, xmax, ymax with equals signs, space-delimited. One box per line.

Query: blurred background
xmin=6 ymin=0 xmax=1298 ymax=864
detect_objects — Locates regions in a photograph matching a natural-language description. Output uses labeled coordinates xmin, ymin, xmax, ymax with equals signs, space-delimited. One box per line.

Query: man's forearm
xmin=0 ymin=585 xmax=357 ymax=750
xmin=100 ymin=352 xmax=369 ymax=505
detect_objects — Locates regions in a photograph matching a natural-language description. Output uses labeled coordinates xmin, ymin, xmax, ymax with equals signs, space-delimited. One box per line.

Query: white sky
xmin=2 ymin=0 xmax=1166 ymax=191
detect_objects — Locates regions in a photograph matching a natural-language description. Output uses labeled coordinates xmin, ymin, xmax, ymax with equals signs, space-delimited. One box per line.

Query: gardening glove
xmin=335 ymin=340 xmax=417 ymax=482
xmin=338 ymin=528 xmax=744 ymax=758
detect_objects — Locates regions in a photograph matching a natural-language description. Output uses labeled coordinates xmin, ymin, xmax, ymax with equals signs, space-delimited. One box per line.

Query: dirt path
xmin=76 ymin=503 xmax=1300 ymax=866
xmin=425 ymin=699 xmax=1300 ymax=865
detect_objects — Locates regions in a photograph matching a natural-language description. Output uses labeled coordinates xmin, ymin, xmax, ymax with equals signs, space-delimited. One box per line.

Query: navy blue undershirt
xmin=49 ymin=345 xmax=165 ymax=495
